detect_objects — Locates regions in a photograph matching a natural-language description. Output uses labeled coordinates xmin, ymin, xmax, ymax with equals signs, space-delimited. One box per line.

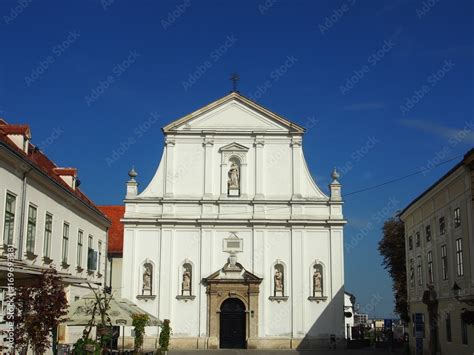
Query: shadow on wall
xmin=296 ymin=287 xmax=345 ymax=352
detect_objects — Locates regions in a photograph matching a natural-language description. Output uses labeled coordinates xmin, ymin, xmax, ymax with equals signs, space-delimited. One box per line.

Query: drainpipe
xmin=17 ymin=168 xmax=32 ymax=259
xmin=104 ymin=226 xmax=109 ymax=290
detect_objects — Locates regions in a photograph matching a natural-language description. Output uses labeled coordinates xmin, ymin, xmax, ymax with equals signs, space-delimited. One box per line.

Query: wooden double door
xmin=219 ymin=298 xmax=246 ymax=349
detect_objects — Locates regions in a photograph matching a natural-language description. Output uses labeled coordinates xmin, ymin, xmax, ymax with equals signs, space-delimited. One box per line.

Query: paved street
xmin=168 ymin=348 xmax=404 ymax=355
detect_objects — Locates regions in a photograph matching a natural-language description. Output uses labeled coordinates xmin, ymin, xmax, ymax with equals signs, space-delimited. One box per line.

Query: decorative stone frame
xmin=137 ymin=259 xmax=156 ymax=301
xmin=176 ymin=259 xmax=196 ymax=301
xmin=308 ymin=260 xmax=327 ymax=302
xmin=203 ymin=268 xmax=262 ymax=349
xmin=269 ymin=260 xmax=289 ymax=302
xmin=219 ymin=142 xmax=249 ymax=198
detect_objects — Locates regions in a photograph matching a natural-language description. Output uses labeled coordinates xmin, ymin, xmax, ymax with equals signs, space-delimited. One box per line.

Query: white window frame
xmin=456 ymin=238 xmax=464 ymax=277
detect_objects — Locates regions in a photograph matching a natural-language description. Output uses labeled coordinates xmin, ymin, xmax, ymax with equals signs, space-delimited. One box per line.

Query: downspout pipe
xmin=17 ymin=168 xmax=32 ymax=259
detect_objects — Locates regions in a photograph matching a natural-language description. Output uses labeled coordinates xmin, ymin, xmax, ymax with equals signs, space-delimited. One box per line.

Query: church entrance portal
xmin=219 ymin=298 xmax=246 ymax=348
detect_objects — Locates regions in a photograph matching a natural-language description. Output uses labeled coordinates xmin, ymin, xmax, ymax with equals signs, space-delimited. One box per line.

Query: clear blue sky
xmin=2 ymin=0 xmax=473 ymax=318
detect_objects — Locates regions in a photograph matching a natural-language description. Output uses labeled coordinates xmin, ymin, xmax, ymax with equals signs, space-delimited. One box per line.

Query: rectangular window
xmin=415 ymin=232 xmax=421 ymax=247
xmin=43 ymin=213 xmax=52 ymax=257
xmin=77 ymin=230 xmax=83 ymax=268
xmin=446 ymin=313 xmax=451 ymax=342
xmin=454 ymin=208 xmax=461 ymax=228
xmin=408 ymin=236 xmax=413 ymax=250
xmin=456 ymin=238 xmax=464 ymax=277
xmin=410 ymin=259 xmax=415 ymax=287
xmin=98 ymin=240 xmax=102 ymax=273
xmin=439 ymin=217 xmax=446 ymax=235
xmin=425 ymin=225 xmax=431 ymax=242
xmin=87 ymin=235 xmax=97 ymax=271
xmin=3 ymin=193 xmax=16 ymax=245
xmin=417 ymin=255 xmax=423 ymax=286
xmin=62 ymin=223 xmax=69 ymax=264
xmin=461 ymin=315 xmax=468 ymax=345
xmin=441 ymin=245 xmax=448 ymax=280
xmin=427 ymin=251 xmax=433 ymax=284
xmin=26 ymin=205 xmax=37 ymax=254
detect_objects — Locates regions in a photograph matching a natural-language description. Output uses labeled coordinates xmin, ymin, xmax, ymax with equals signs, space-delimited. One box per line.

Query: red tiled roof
xmin=0 ymin=120 xmax=30 ymax=136
xmin=53 ymin=167 xmax=77 ymax=176
xmin=0 ymin=119 xmax=109 ymax=224
xmin=98 ymin=206 xmax=124 ymax=256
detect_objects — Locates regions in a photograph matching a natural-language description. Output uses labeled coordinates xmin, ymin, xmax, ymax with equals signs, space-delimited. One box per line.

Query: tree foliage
xmin=13 ymin=267 xmax=68 ymax=354
xmin=378 ymin=214 xmax=409 ymax=322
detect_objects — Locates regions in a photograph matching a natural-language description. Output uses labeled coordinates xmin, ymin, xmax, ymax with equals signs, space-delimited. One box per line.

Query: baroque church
xmin=121 ymin=92 xmax=346 ymax=349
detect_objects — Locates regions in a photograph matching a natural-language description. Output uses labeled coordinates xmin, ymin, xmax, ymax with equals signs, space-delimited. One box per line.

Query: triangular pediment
xmin=163 ymin=92 xmax=305 ymax=134
xmin=219 ymin=142 xmax=249 ymax=152
xmin=204 ymin=262 xmax=262 ymax=284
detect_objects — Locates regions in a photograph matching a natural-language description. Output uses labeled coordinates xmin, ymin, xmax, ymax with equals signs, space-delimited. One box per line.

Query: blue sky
xmin=1 ymin=0 xmax=473 ymax=318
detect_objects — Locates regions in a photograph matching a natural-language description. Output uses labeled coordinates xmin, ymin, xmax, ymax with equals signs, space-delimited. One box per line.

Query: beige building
xmin=0 ymin=119 xmax=110 ymax=351
xmin=400 ymin=149 xmax=474 ymax=355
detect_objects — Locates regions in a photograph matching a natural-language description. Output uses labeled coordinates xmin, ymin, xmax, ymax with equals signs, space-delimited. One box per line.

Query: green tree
xmin=378 ymin=214 xmax=409 ymax=322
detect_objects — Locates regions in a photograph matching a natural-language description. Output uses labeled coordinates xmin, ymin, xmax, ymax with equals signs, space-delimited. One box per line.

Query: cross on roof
xmin=230 ymin=73 xmax=239 ymax=93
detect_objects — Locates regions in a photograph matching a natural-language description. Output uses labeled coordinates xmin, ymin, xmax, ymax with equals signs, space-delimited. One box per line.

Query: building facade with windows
xmin=400 ymin=149 xmax=474 ymax=355
xmin=0 ymin=119 xmax=110 ymax=347
xmin=121 ymin=92 xmax=346 ymax=349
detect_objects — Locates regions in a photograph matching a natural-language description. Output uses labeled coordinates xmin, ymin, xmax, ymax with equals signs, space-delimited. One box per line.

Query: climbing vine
xmin=132 ymin=313 xmax=149 ymax=352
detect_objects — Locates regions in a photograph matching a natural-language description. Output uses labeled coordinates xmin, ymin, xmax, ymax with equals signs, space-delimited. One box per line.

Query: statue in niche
xmin=142 ymin=263 xmax=153 ymax=295
xmin=228 ymin=162 xmax=240 ymax=189
xmin=181 ymin=264 xmax=192 ymax=296
xmin=274 ymin=265 xmax=284 ymax=296
xmin=313 ymin=265 xmax=322 ymax=296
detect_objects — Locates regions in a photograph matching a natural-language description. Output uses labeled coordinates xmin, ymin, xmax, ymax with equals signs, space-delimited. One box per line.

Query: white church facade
xmin=121 ymin=92 xmax=346 ymax=349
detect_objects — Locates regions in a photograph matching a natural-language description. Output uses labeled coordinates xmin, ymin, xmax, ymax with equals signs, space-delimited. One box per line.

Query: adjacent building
xmin=400 ymin=149 xmax=474 ymax=355
xmin=344 ymin=291 xmax=356 ymax=340
xmin=0 ymin=119 xmax=110 ymax=347
xmin=120 ymin=92 xmax=346 ymax=349
xmin=98 ymin=205 xmax=125 ymax=295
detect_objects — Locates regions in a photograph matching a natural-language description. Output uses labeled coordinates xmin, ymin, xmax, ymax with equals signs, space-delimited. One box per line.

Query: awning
xmin=0 ymin=258 xmax=99 ymax=287
xmin=64 ymin=293 xmax=161 ymax=326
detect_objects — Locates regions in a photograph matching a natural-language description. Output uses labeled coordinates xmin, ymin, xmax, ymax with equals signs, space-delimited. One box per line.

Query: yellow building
xmin=400 ymin=149 xmax=474 ymax=355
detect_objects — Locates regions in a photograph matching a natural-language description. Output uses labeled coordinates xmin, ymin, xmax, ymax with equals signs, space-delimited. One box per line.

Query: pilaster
xmin=164 ymin=137 xmax=176 ymax=198
xmin=254 ymin=136 xmax=265 ymax=199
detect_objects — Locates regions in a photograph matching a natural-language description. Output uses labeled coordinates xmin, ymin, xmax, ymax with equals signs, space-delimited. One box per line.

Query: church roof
xmin=162 ymin=92 xmax=305 ymax=134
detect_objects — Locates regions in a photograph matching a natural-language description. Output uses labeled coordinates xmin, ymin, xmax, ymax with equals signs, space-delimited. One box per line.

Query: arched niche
xmin=137 ymin=259 xmax=156 ymax=300
xmin=269 ymin=260 xmax=288 ymax=302
xmin=176 ymin=259 xmax=196 ymax=301
xmin=308 ymin=260 xmax=328 ymax=302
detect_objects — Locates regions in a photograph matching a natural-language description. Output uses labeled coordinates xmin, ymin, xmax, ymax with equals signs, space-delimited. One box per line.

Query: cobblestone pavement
xmin=168 ymin=347 xmax=404 ymax=355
